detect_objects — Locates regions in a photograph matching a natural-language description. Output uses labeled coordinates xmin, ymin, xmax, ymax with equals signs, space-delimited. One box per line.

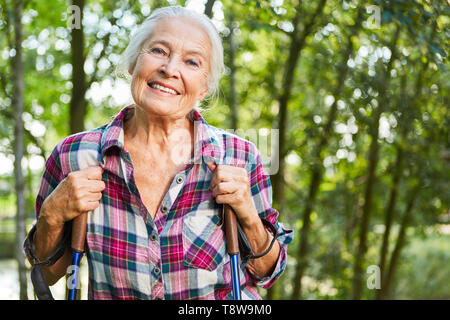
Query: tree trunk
xmin=271 ymin=0 xmax=327 ymax=214
xmin=204 ymin=0 xmax=216 ymax=19
xmin=226 ymin=8 xmax=238 ymax=130
xmin=291 ymin=7 xmax=362 ymax=300
xmin=12 ymin=0 xmax=28 ymax=300
xmin=376 ymin=53 xmax=430 ymax=299
xmin=377 ymin=37 xmax=434 ymax=297
xmin=378 ymin=185 xmax=418 ymax=299
xmin=65 ymin=0 xmax=87 ymax=298
xmin=377 ymin=137 xmax=404 ymax=288
xmin=351 ymin=26 xmax=401 ymax=300
xmin=345 ymin=192 xmax=360 ymax=250
xmin=345 ymin=175 xmax=366 ymax=251
xmin=265 ymin=0 xmax=327 ymax=300
xmin=69 ymin=0 xmax=87 ymax=134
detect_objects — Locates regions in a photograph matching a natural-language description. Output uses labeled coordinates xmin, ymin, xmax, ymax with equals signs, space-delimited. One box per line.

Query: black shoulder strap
xmin=31 ymin=265 xmax=55 ymax=300
xmin=23 ymin=222 xmax=71 ymax=300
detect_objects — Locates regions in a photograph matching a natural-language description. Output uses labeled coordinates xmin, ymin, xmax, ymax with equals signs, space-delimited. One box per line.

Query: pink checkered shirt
xmin=35 ymin=105 xmax=293 ymax=299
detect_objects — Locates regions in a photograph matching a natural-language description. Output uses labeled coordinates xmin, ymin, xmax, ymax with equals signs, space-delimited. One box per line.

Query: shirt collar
xmin=100 ymin=105 xmax=129 ymax=161
xmin=191 ymin=108 xmax=224 ymax=165
xmin=99 ymin=105 xmax=224 ymax=167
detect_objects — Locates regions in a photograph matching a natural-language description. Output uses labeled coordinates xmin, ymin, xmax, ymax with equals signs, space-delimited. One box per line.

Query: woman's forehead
xmin=149 ymin=17 xmax=212 ymax=52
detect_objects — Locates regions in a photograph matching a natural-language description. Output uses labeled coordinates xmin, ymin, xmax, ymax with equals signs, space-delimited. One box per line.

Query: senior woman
xmin=24 ymin=6 xmax=293 ymax=300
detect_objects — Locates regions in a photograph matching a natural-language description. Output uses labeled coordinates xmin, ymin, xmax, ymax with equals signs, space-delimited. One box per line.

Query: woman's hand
xmin=206 ymin=161 xmax=258 ymax=227
xmin=40 ymin=166 xmax=105 ymax=228
xmin=207 ymin=161 xmax=281 ymax=277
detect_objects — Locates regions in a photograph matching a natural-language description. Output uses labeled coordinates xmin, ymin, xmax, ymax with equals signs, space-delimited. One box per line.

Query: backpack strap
xmin=23 ymin=222 xmax=71 ymax=300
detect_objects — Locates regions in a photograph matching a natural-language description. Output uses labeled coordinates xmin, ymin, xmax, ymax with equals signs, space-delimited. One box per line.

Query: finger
xmin=206 ymin=161 xmax=217 ymax=172
xmin=210 ymin=171 xmax=223 ymax=191
xmin=88 ymin=192 xmax=103 ymax=202
xmin=79 ymin=192 xmax=102 ymax=206
xmin=86 ymin=180 xmax=106 ymax=192
xmin=210 ymin=169 xmax=248 ymax=190
xmin=74 ymin=197 xmax=97 ymax=212
xmin=212 ymin=181 xmax=240 ymax=197
xmin=215 ymin=193 xmax=236 ymax=205
xmin=214 ymin=164 xmax=247 ymax=175
xmin=84 ymin=200 xmax=101 ymax=212
xmin=83 ymin=166 xmax=104 ymax=180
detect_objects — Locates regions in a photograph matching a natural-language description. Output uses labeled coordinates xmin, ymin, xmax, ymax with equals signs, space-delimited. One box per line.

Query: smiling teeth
xmin=149 ymin=83 xmax=177 ymax=95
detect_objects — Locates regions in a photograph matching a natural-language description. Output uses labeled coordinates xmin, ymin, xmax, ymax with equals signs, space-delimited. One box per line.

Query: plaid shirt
xmin=33 ymin=105 xmax=293 ymax=300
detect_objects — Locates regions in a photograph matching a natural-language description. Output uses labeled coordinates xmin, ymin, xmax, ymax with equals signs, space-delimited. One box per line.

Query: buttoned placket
xmin=149 ymin=170 xmax=190 ymax=300
xmin=116 ymin=149 xmax=161 ymax=298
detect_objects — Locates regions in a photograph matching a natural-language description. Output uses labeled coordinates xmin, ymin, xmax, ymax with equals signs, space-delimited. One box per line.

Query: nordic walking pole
xmin=67 ymin=212 xmax=88 ymax=300
xmin=223 ymin=204 xmax=241 ymax=300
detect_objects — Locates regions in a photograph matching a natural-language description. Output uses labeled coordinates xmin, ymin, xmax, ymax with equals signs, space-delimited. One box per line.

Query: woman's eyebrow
xmin=149 ymin=39 xmax=206 ymax=60
xmin=149 ymin=39 xmax=171 ymax=48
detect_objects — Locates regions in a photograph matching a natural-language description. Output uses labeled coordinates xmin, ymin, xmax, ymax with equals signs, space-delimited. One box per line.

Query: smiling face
xmin=129 ymin=17 xmax=211 ymax=118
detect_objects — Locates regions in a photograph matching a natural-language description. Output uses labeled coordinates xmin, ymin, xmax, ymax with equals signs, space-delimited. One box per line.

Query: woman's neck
xmin=124 ymin=105 xmax=194 ymax=158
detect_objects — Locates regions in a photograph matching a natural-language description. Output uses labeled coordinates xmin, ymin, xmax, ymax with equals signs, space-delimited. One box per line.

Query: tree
xmin=376 ymin=53 xmax=428 ymax=299
xmin=204 ymin=0 xmax=216 ymax=19
xmin=68 ymin=0 xmax=86 ymax=134
xmin=291 ymin=5 xmax=363 ymax=300
xmin=351 ymin=24 xmax=401 ymax=300
xmin=11 ymin=0 xmax=28 ymax=300
xmin=272 ymin=0 xmax=327 ymax=216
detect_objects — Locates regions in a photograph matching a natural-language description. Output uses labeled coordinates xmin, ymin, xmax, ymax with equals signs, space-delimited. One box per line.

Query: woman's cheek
xmin=131 ymin=78 xmax=147 ymax=104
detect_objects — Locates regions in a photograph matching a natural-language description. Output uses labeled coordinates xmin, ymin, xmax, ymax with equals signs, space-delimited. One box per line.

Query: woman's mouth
xmin=147 ymin=82 xmax=180 ymax=96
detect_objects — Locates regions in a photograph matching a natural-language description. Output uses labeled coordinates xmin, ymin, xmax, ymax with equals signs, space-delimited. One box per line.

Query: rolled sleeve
xmin=248 ymin=237 xmax=289 ymax=288
xmin=23 ymin=142 xmax=65 ymax=259
xmin=245 ymin=144 xmax=294 ymax=288
xmin=35 ymin=142 xmax=65 ymax=219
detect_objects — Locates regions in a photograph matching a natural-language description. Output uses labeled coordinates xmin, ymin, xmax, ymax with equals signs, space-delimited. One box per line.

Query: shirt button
xmin=154 ymin=267 xmax=161 ymax=275
xmin=161 ymin=206 xmax=168 ymax=213
xmin=150 ymin=233 xmax=158 ymax=241
xmin=176 ymin=176 xmax=184 ymax=184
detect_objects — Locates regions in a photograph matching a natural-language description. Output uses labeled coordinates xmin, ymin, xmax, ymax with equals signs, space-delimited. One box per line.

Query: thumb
xmin=206 ymin=161 xmax=217 ymax=172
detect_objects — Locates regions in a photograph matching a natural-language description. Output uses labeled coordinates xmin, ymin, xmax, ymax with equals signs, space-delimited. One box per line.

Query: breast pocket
xmin=182 ymin=201 xmax=226 ymax=271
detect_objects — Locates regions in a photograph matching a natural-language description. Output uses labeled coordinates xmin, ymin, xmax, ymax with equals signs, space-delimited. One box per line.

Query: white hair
xmin=116 ymin=6 xmax=225 ymax=105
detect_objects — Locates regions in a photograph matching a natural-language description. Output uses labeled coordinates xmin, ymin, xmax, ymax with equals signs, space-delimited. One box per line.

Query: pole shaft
xmin=230 ymin=254 xmax=241 ymax=300
xmin=68 ymin=213 xmax=88 ymax=300
xmin=223 ymin=204 xmax=241 ymax=300
xmin=68 ymin=251 xmax=83 ymax=300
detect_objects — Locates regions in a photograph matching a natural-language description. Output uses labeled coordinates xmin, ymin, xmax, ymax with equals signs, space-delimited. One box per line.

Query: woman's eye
xmin=187 ymin=59 xmax=199 ymax=67
xmin=151 ymin=47 xmax=165 ymax=55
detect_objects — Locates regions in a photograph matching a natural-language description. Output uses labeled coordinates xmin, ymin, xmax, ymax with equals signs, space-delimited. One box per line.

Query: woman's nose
xmin=159 ymin=57 xmax=180 ymax=78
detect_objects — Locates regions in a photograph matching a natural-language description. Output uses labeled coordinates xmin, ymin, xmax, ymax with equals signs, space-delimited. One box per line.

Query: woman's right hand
xmin=40 ymin=166 xmax=105 ymax=227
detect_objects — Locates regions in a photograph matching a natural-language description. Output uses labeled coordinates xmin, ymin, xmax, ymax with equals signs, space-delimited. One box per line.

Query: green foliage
xmin=393 ymin=231 xmax=450 ymax=299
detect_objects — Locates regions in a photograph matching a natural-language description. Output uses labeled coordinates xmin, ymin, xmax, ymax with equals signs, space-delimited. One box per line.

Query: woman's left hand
xmin=206 ymin=161 xmax=258 ymax=227
xmin=207 ymin=161 xmax=280 ymax=277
